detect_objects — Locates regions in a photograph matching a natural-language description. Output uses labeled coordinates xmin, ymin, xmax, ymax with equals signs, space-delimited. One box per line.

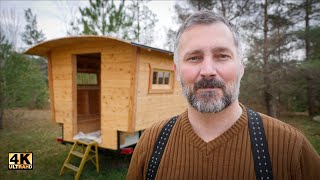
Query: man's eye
xmin=218 ymin=54 xmax=231 ymax=60
xmin=188 ymin=56 xmax=200 ymax=61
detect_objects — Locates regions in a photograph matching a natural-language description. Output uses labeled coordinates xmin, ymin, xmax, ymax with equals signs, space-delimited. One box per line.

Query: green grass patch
xmin=0 ymin=109 xmax=130 ymax=179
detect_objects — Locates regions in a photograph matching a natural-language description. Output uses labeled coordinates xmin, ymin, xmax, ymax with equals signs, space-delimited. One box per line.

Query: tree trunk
xmin=0 ymin=79 xmax=3 ymax=129
xmin=307 ymin=77 xmax=316 ymax=117
xmin=263 ymin=0 xmax=276 ymax=117
xmin=305 ymin=0 xmax=316 ymax=117
xmin=220 ymin=0 xmax=226 ymax=17
xmin=137 ymin=3 xmax=140 ymax=42
xmin=0 ymin=108 xmax=3 ymax=129
xmin=305 ymin=0 xmax=310 ymax=59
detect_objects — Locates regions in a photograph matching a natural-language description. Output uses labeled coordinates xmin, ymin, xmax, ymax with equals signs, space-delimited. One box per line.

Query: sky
xmin=0 ymin=0 xmax=178 ymax=50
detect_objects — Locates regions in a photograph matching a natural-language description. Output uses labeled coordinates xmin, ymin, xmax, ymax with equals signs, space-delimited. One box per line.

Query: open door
xmin=76 ymin=53 xmax=101 ymax=133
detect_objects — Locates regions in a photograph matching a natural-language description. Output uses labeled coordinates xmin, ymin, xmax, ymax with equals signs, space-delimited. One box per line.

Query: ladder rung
xmin=90 ymin=149 xmax=97 ymax=153
xmin=60 ymin=140 xmax=99 ymax=179
xmin=87 ymin=155 xmax=95 ymax=161
xmin=71 ymin=151 xmax=84 ymax=158
xmin=64 ymin=163 xmax=79 ymax=172
xmin=77 ymin=139 xmax=96 ymax=145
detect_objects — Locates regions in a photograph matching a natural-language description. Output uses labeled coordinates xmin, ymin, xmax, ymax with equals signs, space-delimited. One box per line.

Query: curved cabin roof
xmin=25 ymin=35 xmax=173 ymax=57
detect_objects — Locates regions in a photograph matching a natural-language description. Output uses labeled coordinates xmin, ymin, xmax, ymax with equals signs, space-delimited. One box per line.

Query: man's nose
xmin=199 ymin=56 xmax=217 ymax=79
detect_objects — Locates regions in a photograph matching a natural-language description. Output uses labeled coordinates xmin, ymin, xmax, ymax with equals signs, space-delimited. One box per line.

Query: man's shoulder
xmin=144 ymin=118 xmax=172 ymax=136
xmin=258 ymin=112 xmax=306 ymax=141
xmin=138 ymin=114 xmax=181 ymax=148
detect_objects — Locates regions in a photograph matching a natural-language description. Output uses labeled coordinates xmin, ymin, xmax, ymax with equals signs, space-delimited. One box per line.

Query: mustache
xmin=193 ymin=78 xmax=226 ymax=91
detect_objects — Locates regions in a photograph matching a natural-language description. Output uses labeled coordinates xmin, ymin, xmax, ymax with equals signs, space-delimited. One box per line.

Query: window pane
xmin=164 ymin=72 xmax=170 ymax=84
xmin=158 ymin=72 xmax=164 ymax=84
xmin=77 ymin=73 xmax=97 ymax=85
xmin=152 ymin=71 xmax=158 ymax=84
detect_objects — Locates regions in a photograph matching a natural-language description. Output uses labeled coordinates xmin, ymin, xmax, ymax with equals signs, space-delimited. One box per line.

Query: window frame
xmin=148 ymin=64 xmax=174 ymax=94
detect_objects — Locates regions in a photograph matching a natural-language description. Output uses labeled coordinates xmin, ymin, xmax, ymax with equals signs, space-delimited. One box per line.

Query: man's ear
xmin=174 ymin=64 xmax=180 ymax=82
xmin=240 ymin=63 xmax=244 ymax=78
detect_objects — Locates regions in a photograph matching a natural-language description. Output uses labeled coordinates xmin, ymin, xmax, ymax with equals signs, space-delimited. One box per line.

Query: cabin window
xmin=152 ymin=71 xmax=170 ymax=85
xmin=149 ymin=68 xmax=174 ymax=93
xmin=77 ymin=72 xmax=98 ymax=85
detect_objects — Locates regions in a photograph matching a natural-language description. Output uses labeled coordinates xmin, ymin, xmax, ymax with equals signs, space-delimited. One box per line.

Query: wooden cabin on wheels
xmin=25 ymin=36 xmax=186 ymax=150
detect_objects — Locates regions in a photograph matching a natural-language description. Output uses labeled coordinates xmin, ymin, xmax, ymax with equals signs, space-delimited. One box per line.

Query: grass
xmin=0 ymin=109 xmax=131 ymax=180
xmin=0 ymin=109 xmax=319 ymax=179
xmin=280 ymin=115 xmax=320 ymax=154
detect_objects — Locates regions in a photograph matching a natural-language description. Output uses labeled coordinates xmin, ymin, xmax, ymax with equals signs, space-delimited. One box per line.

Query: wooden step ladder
xmin=60 ymin=139 xmax=99 ymax=180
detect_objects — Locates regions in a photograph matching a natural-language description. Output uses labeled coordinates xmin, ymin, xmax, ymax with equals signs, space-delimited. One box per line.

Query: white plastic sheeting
xmin=73 ymin=130 xmax=101 ymax=144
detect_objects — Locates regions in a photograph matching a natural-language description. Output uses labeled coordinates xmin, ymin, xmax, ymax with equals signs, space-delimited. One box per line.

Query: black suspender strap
xmin=247 ymin=108 xmax=274 ymax=180
xmin=146 ymin=116 xmax=178 ymax=180
xmin=146 ymin=108 xmax=274 ymax=180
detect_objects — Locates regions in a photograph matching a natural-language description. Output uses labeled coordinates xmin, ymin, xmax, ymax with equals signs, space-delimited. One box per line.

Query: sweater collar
xmin=178 ymin=103 xmax=248 ymax=155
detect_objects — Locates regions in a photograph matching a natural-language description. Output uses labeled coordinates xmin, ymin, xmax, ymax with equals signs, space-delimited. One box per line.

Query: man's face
xmin=175 ymin=23 xmax=244 ymax=113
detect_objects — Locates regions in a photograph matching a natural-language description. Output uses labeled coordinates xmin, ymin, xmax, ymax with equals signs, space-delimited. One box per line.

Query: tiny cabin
xmin=25 ymin=36 xmax=186 ymax=150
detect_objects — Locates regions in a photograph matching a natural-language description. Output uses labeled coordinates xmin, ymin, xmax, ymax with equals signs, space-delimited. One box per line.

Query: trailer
xmin=25 ymin=36 xmax=186 ymax=150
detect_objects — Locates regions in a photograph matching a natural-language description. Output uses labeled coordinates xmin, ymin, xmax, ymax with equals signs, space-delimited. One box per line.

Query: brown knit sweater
xmin=127 ymin=106 xmax=320 ymax=180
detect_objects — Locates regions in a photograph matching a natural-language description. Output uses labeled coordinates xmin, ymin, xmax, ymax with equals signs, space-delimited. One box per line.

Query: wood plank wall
xmin=50 ymin=40 xmax=135 ymax=150
xmin=47 ymin=52 xmax=55 ymax=122
xmin=135 ymin=49 xmax=186 ymax=131
xmin=100 ymin=42 xmax=135 ymax=149
xmin=51 ymin=49 xmax=74 ymax=143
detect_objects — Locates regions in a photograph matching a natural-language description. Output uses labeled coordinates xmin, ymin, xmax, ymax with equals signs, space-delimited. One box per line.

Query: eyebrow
xmin=181 ymin=50 xmax=202 ymax=61
xmin=184 ymin=50 xmax=202 ymax=56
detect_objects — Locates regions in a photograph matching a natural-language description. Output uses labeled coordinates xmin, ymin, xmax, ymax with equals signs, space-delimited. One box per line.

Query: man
xmin=127 ymin=10 xmax=320 ymax=180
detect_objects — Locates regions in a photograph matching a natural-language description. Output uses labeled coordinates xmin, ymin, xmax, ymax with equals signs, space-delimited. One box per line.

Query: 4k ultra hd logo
xmin=8 ymin=152 xmax=33 ymax=170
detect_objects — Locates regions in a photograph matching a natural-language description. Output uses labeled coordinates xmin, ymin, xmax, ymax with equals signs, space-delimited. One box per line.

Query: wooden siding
xmin=127 ymin=47 xmax=140 ymax=133
xmin=135 ymin=49 xmax=186 ymax=131
xmin=50 ymin=50 xmax=73 ymax=142
xmin=101 ymin=41 xmax=136 ymax=149
xmin=50 ymin=40 xmax=135 ymax=150
xmin=47 ymin=52 xmax=55 ymax=122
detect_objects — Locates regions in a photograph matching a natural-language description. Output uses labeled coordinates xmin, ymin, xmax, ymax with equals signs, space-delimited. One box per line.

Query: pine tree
xmin=243 ymin=0 xmax=296 ymax=117
xmin=70 ymin=0 xmax=157 ymax=44
xmin=129 ymin=0 xmax=157 ymax=45
xmin=301 ymin=0 xmax=320 ymax=117
xmin=166 ymin=0 xmax=256 ymax=50
xmin=0 ymin=30 xmax=12 ymax=129
xmin=22 ymin=8 xmax=46 ymax=46
xmin=281 ymin=0 xmax=320 ymax=117
xmin=70 ymin=0 xmax=134 ymax=40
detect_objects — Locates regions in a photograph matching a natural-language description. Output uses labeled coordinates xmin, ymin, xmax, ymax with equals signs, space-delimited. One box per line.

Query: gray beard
xmin=181 ymin=77 xmax=240 ymax=113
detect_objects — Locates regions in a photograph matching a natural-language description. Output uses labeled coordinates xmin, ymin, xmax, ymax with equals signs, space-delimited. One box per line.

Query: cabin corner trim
xmin=128 ymin=47 xmax=140 ymax=132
